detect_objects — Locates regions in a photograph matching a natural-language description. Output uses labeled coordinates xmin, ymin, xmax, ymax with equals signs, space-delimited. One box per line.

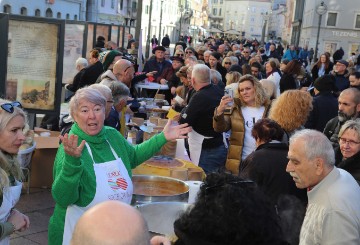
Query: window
xmin=145 ymin=5 xmax=149 ymax=14
xmin=74 ymin=15 xmax=78 ymax=20
xmin=120 ymin=0 xmax=123 ymax=10
xmin=219 ymin=8 xmax=222 ymax=16
xmin=3 ymin=4 xmax=11 ymax=13
xmin=327 ymin=12 xmax=337 ymax=26
xmin=111 ymin=0 xmax=115 ymax=9
xmin=356 ymin=14 xmax=360 ymax=28
xmin=20 ymin=7 xmax=27 ymax=15
xmin=57 ymin=12 xmax=61 ymax=18
xmin=132 ymin=1 xmax=137 ymax=12
xmin=101 ymin=0 xmax=105 ymax=7
xmin=213 ymin=8 xmax=217 ymax=16
xmin=220 ymin=0 xmax=223 ymax=3
xmin=213 ymin=0 xmax=218 ymax=3
xmin=46 ymin=8 xmax=53 ymax=18
xmin=35 ymin=9 xmax=41 ymax=16
xmin=66 ymin=13 xmax=70 ymax=20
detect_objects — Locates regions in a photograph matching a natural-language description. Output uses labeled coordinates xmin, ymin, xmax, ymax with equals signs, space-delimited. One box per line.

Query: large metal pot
xmin=136 ymin=202 xmax=192 ymax=236
xmin=132 ymin=175 xmax=189 ymax=204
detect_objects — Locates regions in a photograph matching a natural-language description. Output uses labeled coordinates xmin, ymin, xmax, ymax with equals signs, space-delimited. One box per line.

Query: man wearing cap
xmin=330 ymin=59 xmax=350 ymax=93
xmin=143 ymin=46 xmax=172 ymax=81
xmin=324 ymin=88 xmax=360 ymax=149
xmin=305 ymin=75 xmax=338 ymax=132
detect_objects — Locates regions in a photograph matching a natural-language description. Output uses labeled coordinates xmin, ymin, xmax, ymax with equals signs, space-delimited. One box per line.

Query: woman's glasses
xmin=176 ymin=54 xmax=184 ymax=57
xmin=224 ymin=62 xmax=232 ymax=65
xmin=339 ymin=137 xmax=360 ymax=147
xmin=1 ymin=101 xmax=22 ymax=113
xmin=185 ymin=51 xmax=193 ymax=54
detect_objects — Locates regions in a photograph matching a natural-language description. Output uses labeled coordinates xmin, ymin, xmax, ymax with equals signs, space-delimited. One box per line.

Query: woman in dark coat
xmin=240 ymin=118 xmax=307 ymax=205
xmin=279 ymin=59 xmax=302 ymax=93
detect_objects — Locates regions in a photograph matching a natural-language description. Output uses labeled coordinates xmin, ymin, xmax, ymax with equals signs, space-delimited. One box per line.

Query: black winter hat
xmin=314 ymin=74 xmax=337 ymax=92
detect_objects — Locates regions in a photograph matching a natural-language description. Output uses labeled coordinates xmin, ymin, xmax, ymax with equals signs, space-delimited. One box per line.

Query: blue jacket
xmin=282 ymin=49 xmax=298 ymax=61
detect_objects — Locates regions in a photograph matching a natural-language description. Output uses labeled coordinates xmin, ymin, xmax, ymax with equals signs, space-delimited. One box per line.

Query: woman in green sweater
xmin=48 ymin=87 xmax=191 ymax=245
xmin=0 ymin=100 xmax=30 ymax=245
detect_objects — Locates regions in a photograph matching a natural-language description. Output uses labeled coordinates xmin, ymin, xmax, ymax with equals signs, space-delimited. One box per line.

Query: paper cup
xmin=174 ymin=95 xmax=184 ymax=104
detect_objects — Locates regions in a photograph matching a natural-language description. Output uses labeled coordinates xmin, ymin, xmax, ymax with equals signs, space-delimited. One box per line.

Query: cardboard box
xmin=30 ymin=129 xmax=60 ymax=188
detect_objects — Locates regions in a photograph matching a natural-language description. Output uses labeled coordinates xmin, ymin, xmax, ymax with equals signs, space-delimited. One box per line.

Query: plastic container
xmin=17 ymin=142 xmax=36 ymax=168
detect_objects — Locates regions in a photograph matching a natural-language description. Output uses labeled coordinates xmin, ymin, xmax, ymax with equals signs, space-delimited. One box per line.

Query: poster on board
xmin=62 ymin=23 xmax=85 ymax=84
xmin=7 ymin=20 xmax=58 ymax=110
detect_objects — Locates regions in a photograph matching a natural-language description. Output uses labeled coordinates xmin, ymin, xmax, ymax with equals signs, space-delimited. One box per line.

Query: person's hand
xmin=216 ymin=95 xmax=233 ymax=115
xmin=150 ymin=235 xmax=171 ymax=245
xmin=7 ymin=209 xmax=30 ymax=232
xmin=163 ymin=119 xmax=192 ymax=141
xmin=146 ymin=71 xmax=157 ymax=77
xmin=160 ymin=79 xmax=167 ymax=85
xmin=59 ymin=133 xmax=85 ymax=158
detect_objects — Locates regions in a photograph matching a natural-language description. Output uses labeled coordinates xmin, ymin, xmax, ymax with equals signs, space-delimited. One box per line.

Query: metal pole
xmin=261 ymin=19 xmax=267 ymax=45
xmin=158 ymin=0 xmax=164 ymax=44
xmin=179 ymin=7 xmax=183 ymax=41
xmin=314 ymin=13 xmax=322 ymax=63
xmin=145 ymin=0 xmax=153 ymax=59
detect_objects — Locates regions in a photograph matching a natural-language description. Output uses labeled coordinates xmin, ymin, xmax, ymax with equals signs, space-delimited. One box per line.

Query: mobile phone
xmin=224 ymin=88 xmax=234 ymax=99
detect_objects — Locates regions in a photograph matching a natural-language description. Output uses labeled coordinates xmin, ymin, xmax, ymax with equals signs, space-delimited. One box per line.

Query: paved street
xmin=11 ymin=188 xmax=54 ymax=245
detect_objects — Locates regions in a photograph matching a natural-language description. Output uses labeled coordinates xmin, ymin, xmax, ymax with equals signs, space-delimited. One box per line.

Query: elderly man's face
xmin=155 ymin=50 xmax=165 ymax=60
xmin=286 ymin=138 xmax=320 ymax=189
xmin=204 ymin=53 xmax=210 ymax=63
xmin=74 ymin=100 xmax=105 ymax=136
xmin=335 ymin=62 xmax=347 ymax=74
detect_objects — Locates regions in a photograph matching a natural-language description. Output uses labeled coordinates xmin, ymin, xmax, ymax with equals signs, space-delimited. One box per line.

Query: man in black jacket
xmin=305 ymin=75 xmax=338 ymax=132
xmin=179 ymin=64 xmax=226 ymax=174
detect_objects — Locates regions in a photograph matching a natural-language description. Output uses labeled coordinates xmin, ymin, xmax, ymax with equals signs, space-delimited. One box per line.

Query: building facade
xmin=300 ymin=0 xmax=360 ymax=59
xmin=1 ymin=0 xmax=85 ymax=21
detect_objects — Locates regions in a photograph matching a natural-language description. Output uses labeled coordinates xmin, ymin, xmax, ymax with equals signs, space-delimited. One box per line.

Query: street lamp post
xmin=145 ymin=0 xmax=153 ymax=59
xmin=314 ymin=1 xmax=327 ymax=63
xmin=158 ymin=0 xmax=164 ymax=44
xmin=179 ymin=5 xmax=184 ymax=41
xmin=261 ymin=12 xmax=269 ymax=45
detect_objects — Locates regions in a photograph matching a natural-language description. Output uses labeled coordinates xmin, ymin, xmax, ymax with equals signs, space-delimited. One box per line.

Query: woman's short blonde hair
xmin=222 ymin=57 xmax=232 ymax=67
xmin=225 ymin=71 xmax=242 ymax=85
xmin=269 ymin=90 xmax=313 ymax=132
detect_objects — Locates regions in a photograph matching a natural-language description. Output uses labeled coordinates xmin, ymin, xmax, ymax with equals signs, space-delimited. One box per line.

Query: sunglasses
xmin=177 ymin=54 xmax=184 ymax=57
xmin=1 ymin=101 xmax=22 ymax=113
xmin=224 ymin=62 xmax=232 ymax=65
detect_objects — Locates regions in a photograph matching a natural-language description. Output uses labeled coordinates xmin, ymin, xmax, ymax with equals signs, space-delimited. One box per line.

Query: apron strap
xmin=85 ymin=141 xmax=120 ymax=164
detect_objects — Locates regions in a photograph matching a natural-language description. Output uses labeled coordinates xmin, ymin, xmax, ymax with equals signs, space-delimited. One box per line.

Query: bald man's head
xmin=113 ymin=59 xmax=135 ymax=88
xmin=71 ymin=201 xmax=150 ymax=245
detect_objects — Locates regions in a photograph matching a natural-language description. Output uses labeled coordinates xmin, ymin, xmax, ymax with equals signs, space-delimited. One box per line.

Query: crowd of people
xmin=1 ymin=34 xmax=360 ymax=245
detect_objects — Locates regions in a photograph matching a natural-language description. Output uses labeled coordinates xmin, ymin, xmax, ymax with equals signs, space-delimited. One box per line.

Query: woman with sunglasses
xmin=222 ymin=57 xmax=232 ymax=72
xmin=0 ymin=100 xmax=30 ymax=244
xmin=213 ymin=75 xmax=271 ymax=175
xmin=184 ymin=47 xmax=197 ymax=59
xmin=48 ymin=87 xmax=191 ymax=245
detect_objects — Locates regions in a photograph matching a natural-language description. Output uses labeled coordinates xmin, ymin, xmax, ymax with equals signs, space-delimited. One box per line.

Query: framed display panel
xmin=62 ymin=21 xmax=87 ymax=84
xmin=111 ymin=25 xmax=119 ymax=46
xmin=123 ymin=26 xmax=130 ymax=48
xmin=119 ymin=26 xmax=124 ymax=48
xmin=0 ymin=14 xmax=65 ymax=115
xmin=85 ymin=23 xmax=111 ymax=57
xmin=86 ymin=23 xmax=94 ymax=57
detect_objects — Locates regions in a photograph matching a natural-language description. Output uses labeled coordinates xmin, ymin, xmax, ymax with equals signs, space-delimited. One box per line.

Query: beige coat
xmin=213 ymin=98 xmax=271 ymax=175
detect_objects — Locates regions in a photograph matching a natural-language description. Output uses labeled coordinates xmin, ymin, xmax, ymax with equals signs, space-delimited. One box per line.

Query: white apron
xmin=62 ymin=142 xmax=133 ymax=245
xmin=0 ymin=180 xmax=22 ymax=245
xmin=188 ymin=129 xmax=213 ymax=166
